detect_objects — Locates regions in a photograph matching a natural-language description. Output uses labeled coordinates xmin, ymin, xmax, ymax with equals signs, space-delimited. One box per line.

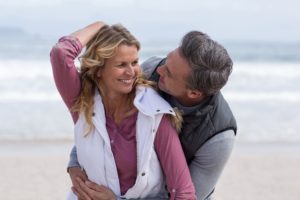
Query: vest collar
xmin=134 ymin=86 xmax=175 ymax=117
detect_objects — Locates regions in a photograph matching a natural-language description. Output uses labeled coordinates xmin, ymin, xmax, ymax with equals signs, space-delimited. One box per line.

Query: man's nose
xmin=156 ymin=65 xmax=164 ymax=76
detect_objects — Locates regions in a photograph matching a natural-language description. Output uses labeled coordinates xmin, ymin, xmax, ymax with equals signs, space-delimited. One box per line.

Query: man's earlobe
xmin=187 ymin=89 xmax=203 ymax=99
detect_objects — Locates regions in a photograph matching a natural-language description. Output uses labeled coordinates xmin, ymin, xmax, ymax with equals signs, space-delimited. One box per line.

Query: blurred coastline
xmin=0 ymin=37 xmax=299 ymax=142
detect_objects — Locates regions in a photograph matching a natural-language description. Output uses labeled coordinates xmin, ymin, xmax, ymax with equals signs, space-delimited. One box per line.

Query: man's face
xmin=156 ymin=48 xmax=192 ymax=103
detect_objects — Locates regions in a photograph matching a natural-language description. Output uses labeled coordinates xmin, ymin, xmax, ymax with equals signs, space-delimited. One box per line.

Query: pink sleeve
xmin=154 ymin=115 xmax=196 ymax=200
xmin=50 ymin=36 xmax=83 ymax=123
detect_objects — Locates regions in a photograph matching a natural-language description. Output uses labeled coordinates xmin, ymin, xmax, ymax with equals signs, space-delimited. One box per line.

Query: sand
xmin=214 ymin=142 xmax=300 ymax=200
xmin=0 ymin=140 xmax=300 ymax=200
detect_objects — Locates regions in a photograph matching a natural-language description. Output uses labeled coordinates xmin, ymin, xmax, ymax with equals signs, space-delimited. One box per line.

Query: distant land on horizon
xmin=1 ymin=27 xmax=300 ymax=62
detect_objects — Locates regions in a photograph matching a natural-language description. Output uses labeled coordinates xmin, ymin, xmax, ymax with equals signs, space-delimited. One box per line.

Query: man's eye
xmin=132 ymin=61 xmax=138 ymax=66
xmin=166 ymin=68 xmax=171 ymax=77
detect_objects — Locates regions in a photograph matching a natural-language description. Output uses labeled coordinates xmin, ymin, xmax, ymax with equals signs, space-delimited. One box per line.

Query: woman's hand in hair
xmin=71 ymin=21 xmax=106 ymax=47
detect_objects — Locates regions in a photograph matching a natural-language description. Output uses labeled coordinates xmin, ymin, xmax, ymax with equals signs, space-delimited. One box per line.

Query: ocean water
xmin=0 ymin=40 xmax=300 ymax=142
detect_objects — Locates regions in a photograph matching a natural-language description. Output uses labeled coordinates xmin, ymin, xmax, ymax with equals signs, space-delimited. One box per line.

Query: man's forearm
xmin=189 ymin=130 xmax=235 ymax=200
xmin=68 ymin=145 xmax=80 ymax=169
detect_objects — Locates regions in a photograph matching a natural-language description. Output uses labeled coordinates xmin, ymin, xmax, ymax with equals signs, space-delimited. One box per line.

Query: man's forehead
xmin=167 ymin=48 xmax=177 ymax=58
xmin=166 ymin=49 xmax=178 ymax=66
xmin=167 ymin=49 xmax=191 ymax=76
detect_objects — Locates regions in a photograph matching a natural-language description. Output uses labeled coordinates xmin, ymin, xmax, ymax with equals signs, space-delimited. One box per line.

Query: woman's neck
xmin=101 ymin=92 xmax=136 ymax=125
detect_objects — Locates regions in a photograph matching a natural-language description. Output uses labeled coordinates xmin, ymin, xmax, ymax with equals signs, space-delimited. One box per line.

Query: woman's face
xmin=98 ymin=44 xmax=140 ymax=98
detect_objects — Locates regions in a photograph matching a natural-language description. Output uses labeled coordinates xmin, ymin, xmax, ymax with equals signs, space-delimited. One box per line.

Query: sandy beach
xmin=1 ymin=140 xmax=300 ymax=200
xmin=214 ymin=142 xmax=300 ymax=200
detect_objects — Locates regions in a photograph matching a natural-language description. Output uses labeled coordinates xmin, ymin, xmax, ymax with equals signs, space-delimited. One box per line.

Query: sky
xmin=0 ymin=0 xmax=299 ymax=43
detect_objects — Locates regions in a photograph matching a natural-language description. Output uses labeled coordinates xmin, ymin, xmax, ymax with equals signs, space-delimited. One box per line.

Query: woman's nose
xmin=126 ymin=65 xmax=134 ymax=75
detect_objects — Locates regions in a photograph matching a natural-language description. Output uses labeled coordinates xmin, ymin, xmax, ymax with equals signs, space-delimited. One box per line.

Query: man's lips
xmin=159 ymin=77 xmax=164 ymax=85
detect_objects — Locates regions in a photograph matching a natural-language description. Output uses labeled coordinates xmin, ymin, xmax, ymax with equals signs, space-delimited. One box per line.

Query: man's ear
xmin=187 ymin=89 xmax=204 ymax=99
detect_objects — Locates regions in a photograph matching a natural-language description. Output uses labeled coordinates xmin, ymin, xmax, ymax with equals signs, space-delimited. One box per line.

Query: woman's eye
xmin=117 ymin=63 xmax=125 ymax=67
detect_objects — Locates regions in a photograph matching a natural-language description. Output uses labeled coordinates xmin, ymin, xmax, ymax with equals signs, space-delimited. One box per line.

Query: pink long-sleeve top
xmin=50 ymin=36 xmax=196 ymax=200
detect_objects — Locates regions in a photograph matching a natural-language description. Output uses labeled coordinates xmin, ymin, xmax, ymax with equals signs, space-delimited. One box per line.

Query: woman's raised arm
xmin=50 ymin=21 xmax=106 ymax=123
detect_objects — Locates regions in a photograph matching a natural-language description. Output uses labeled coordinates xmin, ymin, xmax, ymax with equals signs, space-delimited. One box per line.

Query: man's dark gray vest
xmin=150 ymin=58 xmax=237 ymax=163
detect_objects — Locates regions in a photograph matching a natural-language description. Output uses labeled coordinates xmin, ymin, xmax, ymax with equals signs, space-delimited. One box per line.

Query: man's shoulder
xmin=141 ymin=56 xmax=164 ymax=79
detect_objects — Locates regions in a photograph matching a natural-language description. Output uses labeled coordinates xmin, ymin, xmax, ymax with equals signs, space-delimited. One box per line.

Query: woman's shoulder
xmin=134 ymin=85 xmax=175 ymax=116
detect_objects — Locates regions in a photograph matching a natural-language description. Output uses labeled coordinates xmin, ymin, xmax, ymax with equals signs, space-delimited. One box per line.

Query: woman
xmin=50 ymin=21 xmax=195 ymax=200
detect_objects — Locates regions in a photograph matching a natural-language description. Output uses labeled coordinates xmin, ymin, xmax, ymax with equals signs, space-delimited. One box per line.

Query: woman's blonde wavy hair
xmin=72 ymin=24 xmax=182 ymax=135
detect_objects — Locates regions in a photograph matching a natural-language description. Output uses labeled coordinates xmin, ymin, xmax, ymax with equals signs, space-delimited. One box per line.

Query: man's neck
xmin=175 ymin=95 xmax=207 ymax=107
xmin=169 ymin=95 xmax=211 ymax=116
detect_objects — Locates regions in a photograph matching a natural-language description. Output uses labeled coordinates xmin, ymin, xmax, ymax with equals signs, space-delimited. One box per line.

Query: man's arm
xmin=140 ymin=56 xmax=163 ymax=79
xmin=189 ymin=130 xmax=235 ymax=200
xmin=68 ymin=145 xmax=80 ymax=168
xmin=68 ymin=146 xmax=90 ymax=200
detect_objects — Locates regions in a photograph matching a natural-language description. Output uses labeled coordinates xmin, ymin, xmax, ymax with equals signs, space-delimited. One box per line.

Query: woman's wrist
xmin=70 ymin=21 xmax=106 ymax=46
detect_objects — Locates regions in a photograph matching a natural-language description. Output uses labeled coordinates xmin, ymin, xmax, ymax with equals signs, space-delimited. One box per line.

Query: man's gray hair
xmin=179 ymin=31 xmax=233 ymax=96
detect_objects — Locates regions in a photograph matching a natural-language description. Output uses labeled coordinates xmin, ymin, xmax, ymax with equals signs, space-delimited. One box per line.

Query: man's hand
xmin=76 ymin=177 xmax=117 ymax=200
xmin=68 ymin=166 xmax=90 ymax=200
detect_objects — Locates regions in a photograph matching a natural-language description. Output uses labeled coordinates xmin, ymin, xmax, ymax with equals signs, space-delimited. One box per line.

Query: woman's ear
xmin=96 ymin=68 xmax=102 ymax=78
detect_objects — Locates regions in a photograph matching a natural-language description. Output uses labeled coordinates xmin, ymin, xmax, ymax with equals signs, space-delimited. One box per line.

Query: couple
xmin=50 ymin=21 xmax=236 ymax=200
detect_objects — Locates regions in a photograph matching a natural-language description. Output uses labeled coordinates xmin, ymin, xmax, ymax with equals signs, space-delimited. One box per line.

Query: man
xmin=68 ymin=30 xmax=237 ymax=200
